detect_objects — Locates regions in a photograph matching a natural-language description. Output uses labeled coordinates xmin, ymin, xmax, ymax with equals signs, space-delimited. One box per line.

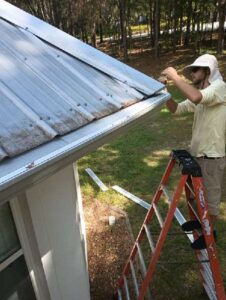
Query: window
xmin=0 ymin=203 xmax=36 ymax=300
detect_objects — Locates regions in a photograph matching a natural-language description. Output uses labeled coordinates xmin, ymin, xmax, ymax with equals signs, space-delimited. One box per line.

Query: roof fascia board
xmin=0 ymin=93 xmax=170 ymax=204
xmin=0 ymin=1 xmax=164 ymax=95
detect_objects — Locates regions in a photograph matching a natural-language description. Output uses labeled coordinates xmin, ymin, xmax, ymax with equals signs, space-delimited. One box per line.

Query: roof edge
xmin=0 ymin=93 xmax=170 ymax=204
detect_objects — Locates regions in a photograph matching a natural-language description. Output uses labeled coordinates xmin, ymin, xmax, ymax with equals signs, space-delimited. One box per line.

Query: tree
xmin=154 ymin=0 xmax=160 ymax=58
xmin=119 ymin=0 xmax=128 ymax=60
xmin=217 ymin=0 xmax=226 ymax=53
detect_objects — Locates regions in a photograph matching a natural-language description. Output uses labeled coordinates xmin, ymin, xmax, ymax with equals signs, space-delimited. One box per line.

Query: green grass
xmin=78 ymin=80 xmax=226 ymax=299
xmin=130 ymin=24 xmax=149 ymax=33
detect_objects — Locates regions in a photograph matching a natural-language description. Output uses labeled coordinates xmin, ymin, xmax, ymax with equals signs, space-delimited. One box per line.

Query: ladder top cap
xmin=171 ymin=150 xmax=202 ymax=177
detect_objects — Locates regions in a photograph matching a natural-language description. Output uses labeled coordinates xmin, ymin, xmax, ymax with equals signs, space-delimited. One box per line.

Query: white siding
xmin=26 ymin=164 xmax=90 ymax=300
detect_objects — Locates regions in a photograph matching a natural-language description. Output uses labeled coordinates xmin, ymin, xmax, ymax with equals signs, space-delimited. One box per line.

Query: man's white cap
xmin=183 ymin=54 xmax=223 ymax=83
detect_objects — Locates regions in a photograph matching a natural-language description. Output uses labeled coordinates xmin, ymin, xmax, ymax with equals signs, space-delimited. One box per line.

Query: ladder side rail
xmin=118 ymin=200 xmax=160 ymax=288
xmin=201 ymin=270 xmax=218 ymax=300
xmin=199 ymin=257 xmax=217 ymax=294
xmin=142 ymin=157 xmax=175 ymax=226
xmin=118 ymin=158 xmax=175 ymax=288
xmin=129 ymin=260 xmax=139 ymax=297
xmin=186 ymin=177 xmax=220 ymax=294
xmin=136 ymin=242 xmax=153 ymax=300
xmin=192 ymin=176 xmax=226 ymax=299
xmin=185 ymin=181 xmax=211 ymax=289
xmin=161 ymin=157 xmax=175 ymax=185
xmin=137 ymin=175 xmax=188 ymax=300
xmin=118 ymin=289 xmax=123 ymax=300
xmin=123 ymin=275 xmax=131 ymax=300
xmin=185 ymin=178 xmax=217 ymax=297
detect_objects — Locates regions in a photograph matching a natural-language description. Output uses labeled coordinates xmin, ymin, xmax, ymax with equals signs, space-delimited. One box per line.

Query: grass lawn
xmin=78 ymin=51 xmax=226 ymax=299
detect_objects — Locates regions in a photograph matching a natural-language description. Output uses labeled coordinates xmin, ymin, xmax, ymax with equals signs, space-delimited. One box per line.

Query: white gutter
xmin=0 ymin=93 xmax=170 ymax=203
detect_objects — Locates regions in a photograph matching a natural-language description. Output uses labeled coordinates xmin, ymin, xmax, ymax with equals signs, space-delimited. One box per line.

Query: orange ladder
xmin=116 ymin=150 xmax=226 ymax=300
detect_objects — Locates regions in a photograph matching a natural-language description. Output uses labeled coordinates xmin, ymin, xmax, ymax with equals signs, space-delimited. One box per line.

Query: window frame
xmin=0 ymin=195 xmax=50 ymax=300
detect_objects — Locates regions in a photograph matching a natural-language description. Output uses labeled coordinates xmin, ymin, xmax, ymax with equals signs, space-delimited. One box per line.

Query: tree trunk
xmin=154 ymin=0 xmax=160 ymax=58
xmin=179 ymin=0 xmax=184 ymax=45
xmin=99 ymin=5 xmax=104 ymax=43
xmin=172 ymin=0 xmax=177 ymax=53
xmin=127 ymin=0 xmax=132 ymax=51
xmin=149 ymin=0 xmax=154 ymax=46
xmin=217 ymin=0 xmax=226 ymax=53
xmin=91 ymin=21 xmax=97 ymax=48
xmin=119 ymin=0 xmax=128 ymax=60
xmin=184 ymin=0 xmax=192 ymax=46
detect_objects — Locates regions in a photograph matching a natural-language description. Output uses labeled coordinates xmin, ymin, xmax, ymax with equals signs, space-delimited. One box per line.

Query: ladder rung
xmin=185 ymin=182 xmax=195 ymax=197
xmin=143 ymin=224 xmax=155 ymax=253
xmin=152 ymin=203 xmax=164 ymax=228
xmin=118 ymin=289 xmax=123 ymax=300
xmin=123 ymin=275 xmax=131 ymax=300
xmin=187 ymin=201 xmax=200 ymax=222
xmin=129 ymin=260 xmax=139 ymax=297
xmin=136 ymin=242 xmax=147 ymax=277
xmin=161 ymin=185 xmax=172 ymax=202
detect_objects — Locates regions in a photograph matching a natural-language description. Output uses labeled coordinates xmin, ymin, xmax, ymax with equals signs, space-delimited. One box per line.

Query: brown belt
xmin=198 ymin=156 xmax=222 ymax=160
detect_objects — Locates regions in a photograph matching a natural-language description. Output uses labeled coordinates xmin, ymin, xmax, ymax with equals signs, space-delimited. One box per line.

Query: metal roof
xmin=0 ymin=1 xmax=164 ymax=95
xmin=0 ymin=15 xmax=164 ymax=161
xmin=0 ymin=94 xmax=170 ymax=204
xmin=0 ymin=1 xmax=171 ymax=202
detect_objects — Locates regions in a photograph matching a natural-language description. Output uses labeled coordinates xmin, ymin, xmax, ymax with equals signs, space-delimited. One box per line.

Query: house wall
xmin=24 ymin=163 xmax=90 ymax=300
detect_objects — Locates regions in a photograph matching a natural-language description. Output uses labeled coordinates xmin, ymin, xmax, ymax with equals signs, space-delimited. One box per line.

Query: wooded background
xmin=8 ymin=0 xmax=226 ymax=59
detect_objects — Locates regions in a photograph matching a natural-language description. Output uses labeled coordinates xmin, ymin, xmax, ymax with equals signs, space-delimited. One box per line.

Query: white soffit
xmin=0 ymin=0 xmax=164 ymax=95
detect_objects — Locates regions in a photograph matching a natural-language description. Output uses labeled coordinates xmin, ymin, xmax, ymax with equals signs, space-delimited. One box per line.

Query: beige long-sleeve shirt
xmin=175 ymin=79 xmax=226 ymax=157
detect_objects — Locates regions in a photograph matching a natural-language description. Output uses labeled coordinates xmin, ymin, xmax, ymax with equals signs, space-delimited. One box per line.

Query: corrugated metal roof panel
xmin=0 ymin=17 xmax=155 ymax=161
xmin=0 ymin=93 xmax=170 ymax=202
xmin=0 ymin=2 xmax=169 ymax=165
xmin=0 ymin=89 xmax=54 ymax=156
xmin=0 ymin=0 xmax=164 ymax=95
xmin=0 ymin=18 xmax=143 ymax=110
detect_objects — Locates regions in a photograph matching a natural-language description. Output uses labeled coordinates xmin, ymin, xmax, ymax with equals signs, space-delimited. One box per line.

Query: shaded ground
xmin=84 ymin=199 xmax=133 ymax=300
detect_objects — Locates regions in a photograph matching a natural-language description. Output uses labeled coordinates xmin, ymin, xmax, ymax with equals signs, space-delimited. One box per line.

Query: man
xmin=161 ymin=54 xmax=226 ymax=249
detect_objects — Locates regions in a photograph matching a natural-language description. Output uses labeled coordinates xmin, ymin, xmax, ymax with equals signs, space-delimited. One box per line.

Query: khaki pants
xmin=196 ymin=157 xmax=226 ymax=216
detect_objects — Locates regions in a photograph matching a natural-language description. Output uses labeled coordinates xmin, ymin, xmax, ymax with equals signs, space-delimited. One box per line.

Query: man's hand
xmin=161 ymin=67 xmax=180 ymax=81
xmin=158 ymin=76 xmax=167 ymax=84
xmin=162 ymin=67 xmax=202 ymax=104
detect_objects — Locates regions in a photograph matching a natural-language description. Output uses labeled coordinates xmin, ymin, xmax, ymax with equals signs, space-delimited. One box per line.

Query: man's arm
xmin=166 ymin=99 xmax=178 ymax=113
xmin=157 ymin=76 xmax=178 ymax=113
xmin=161 ymin=67 xmax=202 ymax=104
